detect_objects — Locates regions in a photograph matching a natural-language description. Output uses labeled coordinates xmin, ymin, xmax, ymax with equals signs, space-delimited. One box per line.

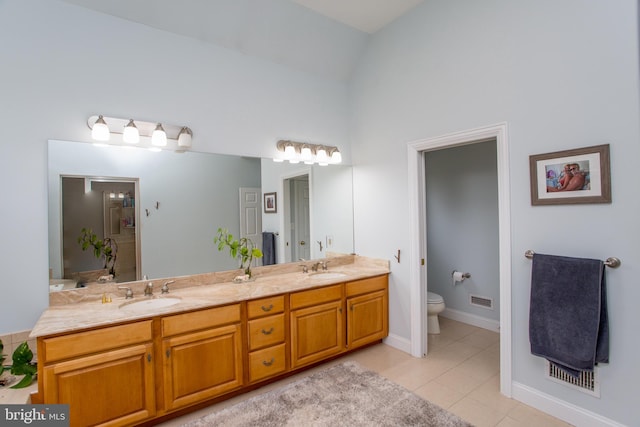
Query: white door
xmin=239 ymin=187 xmax=262 ymax=266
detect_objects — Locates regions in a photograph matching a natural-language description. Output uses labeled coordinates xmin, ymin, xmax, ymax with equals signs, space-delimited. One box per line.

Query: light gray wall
xmin=349 ymin=0 xmax=639 ymax=424
xmin=2 ymin=0 xmax=639 ymax=424
xmin=0 ymin=0 xmax=349 ymax=333
xmin=425 ymin=141 xmax=499 ymax=322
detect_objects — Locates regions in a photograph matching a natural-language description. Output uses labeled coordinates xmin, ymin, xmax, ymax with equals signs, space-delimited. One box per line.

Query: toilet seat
xmin=427 ymin=292 xmax=443 ymax=304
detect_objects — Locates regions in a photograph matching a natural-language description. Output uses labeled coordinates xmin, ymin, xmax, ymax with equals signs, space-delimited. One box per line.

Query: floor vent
xmin=469 ymin=294 xmax=493 ymax=310
xmin=545 ymin=361 xmax=600 ymax=397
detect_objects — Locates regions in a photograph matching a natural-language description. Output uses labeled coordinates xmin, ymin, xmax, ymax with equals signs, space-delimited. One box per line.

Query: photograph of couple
xmin=545 ymin=161 xmax=590 ymax=193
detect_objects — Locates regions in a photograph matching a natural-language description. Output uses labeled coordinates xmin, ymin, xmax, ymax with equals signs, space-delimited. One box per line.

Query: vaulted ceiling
xmin=59 ymin=0 xmax=424 ymax=81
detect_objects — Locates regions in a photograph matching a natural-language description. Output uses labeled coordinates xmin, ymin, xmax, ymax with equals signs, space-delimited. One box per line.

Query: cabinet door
xmin=162 ymin=324 xmax=243 ymax=411
xmin=347 ymin=290 xmax=388 ymax=349
xmin=290 ymin=300 xmax=343 ymax=368
xmin=42 ymin=343 xmax=155 ymax=427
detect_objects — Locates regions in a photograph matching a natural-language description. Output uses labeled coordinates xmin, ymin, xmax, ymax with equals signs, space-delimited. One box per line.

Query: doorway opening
xmin=282 ymin=174 xmax=310 ymax=263
xmin=61 ymin=176 xmax=140 ymax=284
xmin=407 ymin=123 xmax=512 ymax=397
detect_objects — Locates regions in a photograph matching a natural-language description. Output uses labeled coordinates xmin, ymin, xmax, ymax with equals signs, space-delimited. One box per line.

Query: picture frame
xmin=529 ymin=144 xmax=611 ymax=205
xmin=264 ymin=192 xmax=277 ymax=213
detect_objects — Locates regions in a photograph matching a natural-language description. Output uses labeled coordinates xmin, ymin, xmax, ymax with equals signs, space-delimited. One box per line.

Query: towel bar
xmin=524 ymin=250 xmax=621 ymax=268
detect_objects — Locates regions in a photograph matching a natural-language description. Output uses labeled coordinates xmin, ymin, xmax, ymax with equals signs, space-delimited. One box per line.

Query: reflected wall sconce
xmin=273 ymin=140 xmax=342 ymax=166
xmin=88 ymin=115 xmax=193 ymax=152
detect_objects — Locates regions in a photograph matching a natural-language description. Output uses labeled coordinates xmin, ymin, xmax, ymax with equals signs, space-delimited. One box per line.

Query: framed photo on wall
xmin=529 ymin=144 xmax=611 ymax=205
xmin=264 ymin=192 xmax=277 ymax=213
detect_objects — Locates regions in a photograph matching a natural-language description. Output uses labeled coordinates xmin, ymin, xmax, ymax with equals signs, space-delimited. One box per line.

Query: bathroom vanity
xmin=30 ymin=256 xmax=389 ymax=427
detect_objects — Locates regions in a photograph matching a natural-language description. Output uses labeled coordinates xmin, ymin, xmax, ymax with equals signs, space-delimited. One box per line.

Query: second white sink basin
xmin=119 ymin=297 xmax=182 ymax=311
xmin=309 ymin=272 xmax=347 ymax=280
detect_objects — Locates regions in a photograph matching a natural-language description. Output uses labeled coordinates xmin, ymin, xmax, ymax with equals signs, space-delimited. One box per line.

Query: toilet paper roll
xmin=452 ymin=271 xmax=466 ymax=286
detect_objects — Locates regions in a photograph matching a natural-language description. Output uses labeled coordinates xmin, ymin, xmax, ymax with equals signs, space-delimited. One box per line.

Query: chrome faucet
xmin=161 ymin=280 xmax=175 ymax=294
xmin=321 ymin=261 xmax=329 ymax=271
xmin=311 ymin=262 xmax=322 ymax=272
xmin=118 ymin=286 xmax=133 ymax=299
xmin=144 ymin=282 xmax=154 ymax=296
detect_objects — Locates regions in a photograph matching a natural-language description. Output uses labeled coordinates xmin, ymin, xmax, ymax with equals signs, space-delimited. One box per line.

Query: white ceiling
xmin=290 ymin=0 xmax=424 ymax=33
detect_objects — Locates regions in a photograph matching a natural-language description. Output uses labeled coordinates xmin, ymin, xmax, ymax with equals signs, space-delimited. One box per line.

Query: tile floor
xmin=159 ymin=318 xmax=573 ymax=427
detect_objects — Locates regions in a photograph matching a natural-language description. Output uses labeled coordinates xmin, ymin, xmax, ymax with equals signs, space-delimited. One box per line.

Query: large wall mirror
xmin=48 ymin=140 xmax=354 ymax=292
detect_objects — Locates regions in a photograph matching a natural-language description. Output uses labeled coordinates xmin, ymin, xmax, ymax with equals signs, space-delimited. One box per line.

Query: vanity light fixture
xmin=91 ymin=115 xmax=110 ymax=141
xmin=274 ymin=140 xmax=343 ymax=166
xmin=87 ymin=115 xmax=193 ymax=152
xmin=122 ymin=119 xmax=140 ymax=144
xmin=316 ymin=147 xmax=329 ymax=166
xmin=177 ymin=127 xmax=192 ymax=151
xmin=151 ymin=123 xmax=167 ymax=147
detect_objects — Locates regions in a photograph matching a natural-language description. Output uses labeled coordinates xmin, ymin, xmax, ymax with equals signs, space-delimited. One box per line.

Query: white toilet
xmin=427 ymin=291 xmax=445 ymax=334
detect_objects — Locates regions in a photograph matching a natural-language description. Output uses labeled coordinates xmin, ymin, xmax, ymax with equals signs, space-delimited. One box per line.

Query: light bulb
xmin=301 ymin=146 xmax=313 ymax=164
xmin=283 ymin=144 xmax=296 ymax=160
xmin=122 ymin=119 xmax=139 ymax=144
xmin=316 ymin=147 xmax=329 ymax=166
xmin=152 ymin=123 xmax=167 ymax=146
xmin=177 ymin=127 xmax=192 ymax=149
xmin=91 ymin=115 xmax=110 ymax=141
xmin=330 ymin=149 xmax=342 ymax=164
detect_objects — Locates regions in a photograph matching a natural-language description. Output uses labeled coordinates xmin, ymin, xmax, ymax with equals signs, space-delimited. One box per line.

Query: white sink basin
xmin=309 ymin=272 xmax=347 ymax=280
xmin=119 ymin=297 xmax=182 ymax=311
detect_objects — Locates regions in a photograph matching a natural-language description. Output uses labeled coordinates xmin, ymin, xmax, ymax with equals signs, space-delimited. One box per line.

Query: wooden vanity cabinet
xmin=160 ymin=304 xmax=243 ymax=411
xmin=290 ymin=284 xmax=344 ymax=368
xmin=345 ymin=275 xmax=389 ymax=350
xmin=246 ymin=295 xmax=287 ymax=382
xmin=39 ymin=321 xmax=156 ymax=427
xmin=35 ymin=273 xmax=389 ymax=426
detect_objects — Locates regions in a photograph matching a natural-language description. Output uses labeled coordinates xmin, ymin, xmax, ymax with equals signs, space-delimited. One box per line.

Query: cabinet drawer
xmin=162 ymin=304 xmax=241 ymax=337
xmin=42 ymin=321 xmax=153 ymax=363
xmin=248 ymin=314 xmax=285 ymax=351
xmin=345 ymin=275 xmax=388 ymax=297
xmin=248 ymin=343 xmax=286 ymax=383
xmin=290 ymin=284 xmax=342 ymax=310
xmin=247 ymin=295 xmax=285 ymax=319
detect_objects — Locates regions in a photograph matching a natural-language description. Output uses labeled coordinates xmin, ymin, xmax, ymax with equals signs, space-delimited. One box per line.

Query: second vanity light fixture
xmin=88 ymin=115 xmax=193 ymax=152
xmin=273 ymin=140 xmax=342 ymax=166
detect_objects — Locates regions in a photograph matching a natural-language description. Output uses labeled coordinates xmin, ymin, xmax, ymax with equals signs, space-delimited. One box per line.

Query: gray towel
xmin=262 ymin=232 xmax=276 ymax=266
xmin=529 ymin=253 xmax=609 ymax=376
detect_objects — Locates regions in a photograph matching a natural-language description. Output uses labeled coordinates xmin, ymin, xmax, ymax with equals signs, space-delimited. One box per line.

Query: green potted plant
xmin=77 ymin=227 xmax=118 ymax=277
xmin=0 ymin=340 xmax=37 ymax=389
xmin=214 ymin=227 xmax=263 ymax=279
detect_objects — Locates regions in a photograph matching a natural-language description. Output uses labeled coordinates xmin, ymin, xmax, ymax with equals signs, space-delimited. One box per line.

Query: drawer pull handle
xmin=262 ymin=358 xmax=275 ymax=367
xmin=261 ymin=304 xmax=274 ymax=312
xmin=147 ymin=353 xmax=152 ymax=362
xmin=166 ymin=349 xmax=171 ymax=358
xmin=261 ymin=327 xmax=274 ymax=335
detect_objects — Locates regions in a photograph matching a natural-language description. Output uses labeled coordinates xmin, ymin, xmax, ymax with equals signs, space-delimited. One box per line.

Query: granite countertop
xmin=31 ymin=256 xmax=389 ymax=338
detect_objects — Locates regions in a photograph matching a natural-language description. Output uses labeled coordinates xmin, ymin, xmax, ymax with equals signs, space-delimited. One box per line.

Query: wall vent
xmin=545 ymin=361 xmax=600 ymax=397
xmin=469 ymin=294 xmax=493 ymax=310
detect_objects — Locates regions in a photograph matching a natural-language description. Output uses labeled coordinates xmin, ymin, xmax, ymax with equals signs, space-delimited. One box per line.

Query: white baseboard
xmin=383 ymin=333 xmax=412 ymax=354
xmin=441 ymin=308 xmax=500 ymax=332
xmin=512 ymin=382 xmax=627 ymax=427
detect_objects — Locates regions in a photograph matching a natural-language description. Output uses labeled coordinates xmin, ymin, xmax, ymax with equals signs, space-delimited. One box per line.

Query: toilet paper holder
xmin=451 ymin=270 xmax=471 ymax=279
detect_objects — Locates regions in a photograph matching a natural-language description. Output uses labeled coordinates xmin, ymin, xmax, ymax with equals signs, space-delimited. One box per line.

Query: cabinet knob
xmin=166 ymin=349 xmax=171 ymax=358
xmin=261 ymin=304 xmax=273 ymax=312
xmin=261 ymin=327 xmax=274 ymax=335
xmin=147 ymin=354 xmax=152 ymax=362
xmin=262 ymin=358 xmax=275 ymax=367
